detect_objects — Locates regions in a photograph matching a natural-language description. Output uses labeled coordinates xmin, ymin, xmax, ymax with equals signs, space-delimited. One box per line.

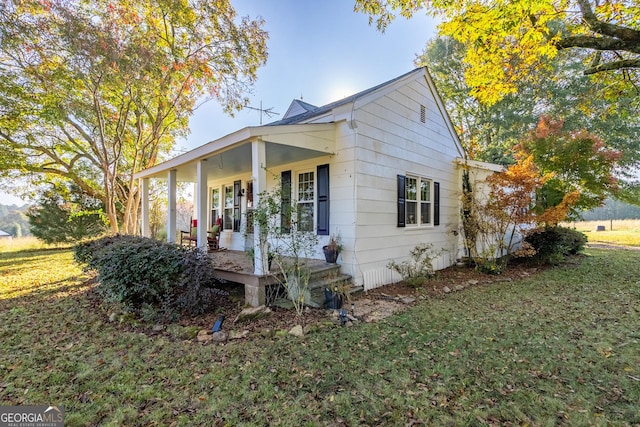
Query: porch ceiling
xmin=134 ymin=123 xmax=336 ymax=182
xmin=173 ymin=140 xmax=333 ymax=182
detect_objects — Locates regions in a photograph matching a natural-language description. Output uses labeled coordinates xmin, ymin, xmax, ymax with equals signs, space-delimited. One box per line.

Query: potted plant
xmin=322 ymin=234 xmax=343 ymax=264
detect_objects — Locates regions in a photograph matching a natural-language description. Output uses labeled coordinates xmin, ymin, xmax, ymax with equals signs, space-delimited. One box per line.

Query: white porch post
xmin=140 ymin=178 xmax=150 ymax=237
xmin=252 ymin=139 xmax=268 ymax=275
xmin=167 ymin=169 xmax=177 ymax=243
xmin=196 ymin=159 xmax=208 ymax=250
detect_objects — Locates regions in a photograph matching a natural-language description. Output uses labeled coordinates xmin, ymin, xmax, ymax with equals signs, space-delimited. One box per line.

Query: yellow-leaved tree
xmin=355 ymin=0 xmax=640 ymax=105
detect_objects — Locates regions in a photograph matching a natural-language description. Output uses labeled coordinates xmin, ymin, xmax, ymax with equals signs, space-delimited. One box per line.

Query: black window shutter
xmin=281 ymin=171 xmax=291 ymax=233
xmin=233 ymin=180 xmax=241 ymax=232
xmin=434 ymin=181 xmax=440 ymax=226
xmin=397 ymin=175 xmax=406 ymax=227
xmin=317 ymin=164 xmax=330 ymax=235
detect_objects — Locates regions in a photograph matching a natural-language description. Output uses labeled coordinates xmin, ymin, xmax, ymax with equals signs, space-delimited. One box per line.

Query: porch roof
xmin=134 ymin=122 xmax=336 ymax=182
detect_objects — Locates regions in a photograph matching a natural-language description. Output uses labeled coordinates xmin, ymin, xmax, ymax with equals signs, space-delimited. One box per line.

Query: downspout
xmin=348 ymin=99 xmax=364 ymax=285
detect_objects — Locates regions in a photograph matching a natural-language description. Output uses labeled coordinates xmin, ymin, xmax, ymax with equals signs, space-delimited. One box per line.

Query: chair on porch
xmin=180 ymin=219 xmax=198 ymax=247
xmin=207 ymin=217 xmax=222 ymax=251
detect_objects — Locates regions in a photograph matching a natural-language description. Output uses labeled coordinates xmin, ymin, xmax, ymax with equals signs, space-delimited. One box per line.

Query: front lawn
xmin=1 ymin=247 xmax=639 ymax=425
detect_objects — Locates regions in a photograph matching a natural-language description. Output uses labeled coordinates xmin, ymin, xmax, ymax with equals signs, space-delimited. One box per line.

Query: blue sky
xmin=0 ymin=0 xmax=437 ymax=206
xmin=180 ymin=0 xmax=437 ymax=150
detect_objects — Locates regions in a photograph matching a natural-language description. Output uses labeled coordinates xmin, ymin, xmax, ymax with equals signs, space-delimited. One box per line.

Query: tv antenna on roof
xmin=245 ymin=101 xmax=280 ymax=125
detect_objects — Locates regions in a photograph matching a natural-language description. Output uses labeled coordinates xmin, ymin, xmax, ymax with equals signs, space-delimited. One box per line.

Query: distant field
xmin=0 ymin=236 xmax=70 ymax=253
xmin=561 ymin=219 xmax=640 ymax=247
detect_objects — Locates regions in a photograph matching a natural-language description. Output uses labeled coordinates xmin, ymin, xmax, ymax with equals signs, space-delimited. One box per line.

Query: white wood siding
xmin=349 ymin=75 xmax=462 ymax=289
xmin=198 ymin=70 xmax=476 ymax=289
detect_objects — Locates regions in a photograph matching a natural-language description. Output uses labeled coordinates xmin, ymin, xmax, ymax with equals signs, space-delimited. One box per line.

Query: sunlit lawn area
xmin=1 ymin=243 xmax=639 ymax=425
xmin=561 ymin=219 xmax=640 ymax=247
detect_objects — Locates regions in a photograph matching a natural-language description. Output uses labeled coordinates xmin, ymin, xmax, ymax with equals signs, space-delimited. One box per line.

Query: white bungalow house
xmin=134 ymin=67 xmax=502 ymax=305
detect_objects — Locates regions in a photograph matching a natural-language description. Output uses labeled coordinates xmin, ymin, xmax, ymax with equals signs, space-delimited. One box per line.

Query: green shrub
xmin=524 ymin=226 xmax=587 ymax=265
xmin=175 ymin=248 xmax=224 ymax=315
xmin=27 ymin=184 xmax=108 ymax=244
xmin=74 ymin=235 xmax=223 ymax=321
xmin=74 ymin=234 xmax=142 ymax=266
xmin=387 ymin=243 xmax=441 ymax=287
xmin=475 ymin=258 xmax=506 ymax=275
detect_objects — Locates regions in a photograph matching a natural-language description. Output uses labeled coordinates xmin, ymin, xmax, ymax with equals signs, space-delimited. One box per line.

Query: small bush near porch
xmin=1 ymin=246 xmax=639 ymax=425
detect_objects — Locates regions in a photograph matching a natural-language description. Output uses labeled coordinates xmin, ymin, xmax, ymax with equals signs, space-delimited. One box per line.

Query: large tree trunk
xmin=122 ymin=185 xmax=140 ymax=235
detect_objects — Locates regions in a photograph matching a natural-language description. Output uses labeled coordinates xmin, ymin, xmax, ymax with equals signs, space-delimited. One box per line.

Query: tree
xmin=473 ymin=156 xmax=551 ymax=269
xmin=417 ymin=37 xmax=540 ymax=164
xmin=521 ymin=115 xmax=622 ymax=219
xmin=355 ymin=0 xmax=640 ymax=105
xmin=27 ymin=184 xmax=108 ymax=244
xmin=417 ymin=36 xmax=640 ymax=170
xmin=459 ymin=116 xmax=620 ymax=270
xmin=252 ymin=173 xmax=319 ymax=315
xmin=0 ymin=0 xmax=268 ymax=233
xmin=0 ymin=206 xmax=31 ymax=237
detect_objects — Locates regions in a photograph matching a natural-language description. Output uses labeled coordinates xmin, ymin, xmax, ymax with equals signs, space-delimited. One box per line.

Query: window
xmin=246 ymin=181 xmax=254 ymax=209
xmin=420 ymin=178 xmax=431 ymax=224
xmin=223 ymin=185 xmax=234 ymax=230
xmin=281 ymin=165 xmax=329 ymax=235
xmin=397 ymin=175 xmax=439 ymax=227
xmin=297 ymin=171 xmax=314 ymax=232
xmin=406 ymin=176 xmax=418 ymax=225
xmin=211 ymin=188 xmax=219 ymax=227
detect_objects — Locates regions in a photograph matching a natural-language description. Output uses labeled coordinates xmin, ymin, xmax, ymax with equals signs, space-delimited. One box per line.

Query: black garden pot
xmin=324 ymin=288 xmax=343 ymax=310
xmin=322 ymin=246 xmax=340 ymax=263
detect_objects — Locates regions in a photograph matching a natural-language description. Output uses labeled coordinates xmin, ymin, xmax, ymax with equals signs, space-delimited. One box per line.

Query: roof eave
xmin=134 ymin=123 xmax=336 ymax=179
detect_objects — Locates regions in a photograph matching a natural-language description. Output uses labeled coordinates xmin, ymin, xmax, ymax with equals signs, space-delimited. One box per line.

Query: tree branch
xmin=584 ymin=58 xmax=640 ymax=74
xmin=575 ymin=0 xmax=640 ymax=43
xmin=557 ymin=35 xmax=640 ymax=54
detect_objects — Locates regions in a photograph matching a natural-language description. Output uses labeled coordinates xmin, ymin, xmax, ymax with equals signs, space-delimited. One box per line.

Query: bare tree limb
xmin=575 ymin=0 xmax=640 ymax=42
xmin=584 ymin=58 xmax=640 ymax=74
xmin=557 ymin=35 xmax=640 ymax=54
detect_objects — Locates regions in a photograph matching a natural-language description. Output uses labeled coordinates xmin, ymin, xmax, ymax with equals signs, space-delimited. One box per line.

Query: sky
xmin=0 ymin=0 xmax=437 ymax=206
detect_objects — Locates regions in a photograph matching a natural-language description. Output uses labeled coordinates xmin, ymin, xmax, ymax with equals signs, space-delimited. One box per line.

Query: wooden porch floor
xmin=208 ymin=249 xmax=330 ymax=288
xmin=208 ymin=250 xmax=354 ymax=307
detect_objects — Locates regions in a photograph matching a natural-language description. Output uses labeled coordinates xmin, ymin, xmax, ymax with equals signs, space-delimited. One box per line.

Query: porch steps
xmin=271 ymin=262 xmax=363 ymax=309
xmin=306 ymin=263 xmax=362 ymax=308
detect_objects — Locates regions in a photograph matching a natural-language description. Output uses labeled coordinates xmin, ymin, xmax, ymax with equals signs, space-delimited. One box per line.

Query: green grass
xmin=1 ymin=247 xmax=639 ymax=426
xmin=587 ymin=230 xmax=640 ymax=246
xmin=0 ymin=236 xmax=71 ymax=253
xmin=561 ymin=219 xmax=640 ymax=247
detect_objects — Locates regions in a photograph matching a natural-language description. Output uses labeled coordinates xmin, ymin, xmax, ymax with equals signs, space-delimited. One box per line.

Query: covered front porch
xmin=133 ymin=123 xmax=338 ymax=305
xmin=209 ymin=249 xmax=349 ymax=307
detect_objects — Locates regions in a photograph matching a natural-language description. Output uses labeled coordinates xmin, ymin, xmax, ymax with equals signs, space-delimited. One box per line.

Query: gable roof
xmin=0 ymin=229 xmax=10 ymax=237
xmin=269 ymin=68 xmax=425 ymax=126
xmin=282 ymin=99 xmax=318 ymax=119
xmin=269 ymin=67 xmax=464 ymax=157
xmin=135 ymin=66 xmax=465 ymax=181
